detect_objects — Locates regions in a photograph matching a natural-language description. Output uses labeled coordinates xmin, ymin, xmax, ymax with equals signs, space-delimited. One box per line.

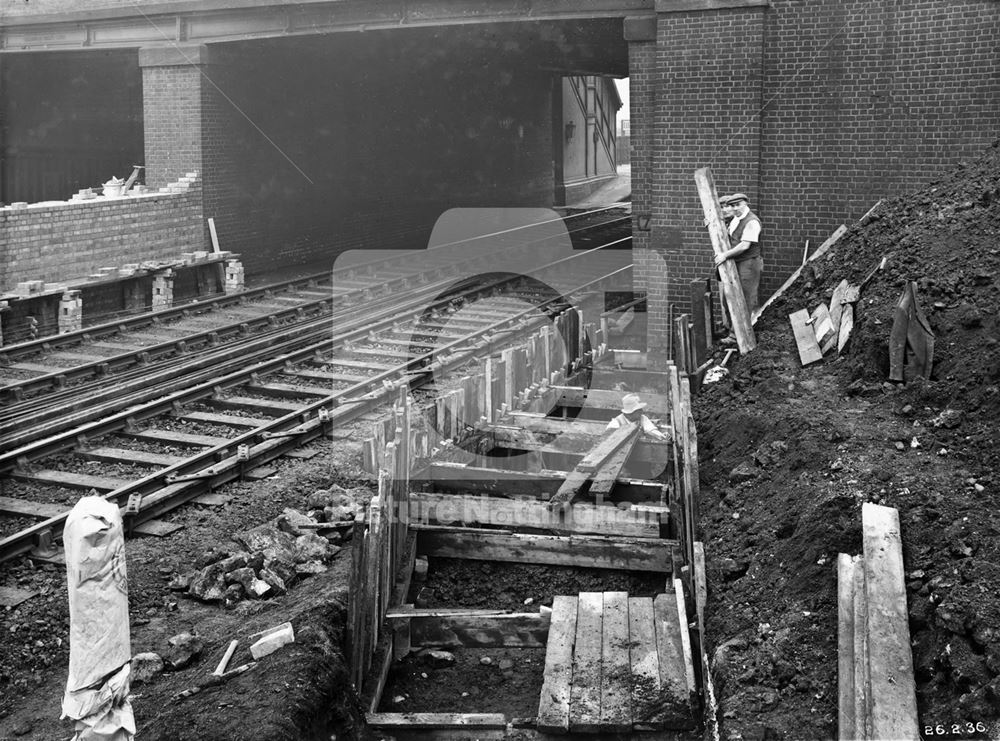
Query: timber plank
xmin=210 ymin=395 xmax=302 ymax=415
xmin=125 ymin=428 xmax=229 ymax=447
xmin=77 ymin=446 xmax=186 ymax=468
xmin=628 ymin=597 xmax=664 ymax=731
xmin=599 ymin=592 xmax=632 ymax=732
xmin=133 ymin=519 xmax=184 ymax=537
xmin=405 ymin=612 xmax=549 ymax=649
xmin=862 ymin=503 xmax=919 ymax=741
xmin=789 ymin=309 xmax=823 ymax=366
xmin=417 ymin=530 xmax=675 ymax=572
xmin=811 ymin=303 xmax=835 ymax=350
xmin=366 ymin=713 xmax=507 ymax=730
xmin=0 ymin=496 xmax=64 ymax=519
xmin=321 ymin=358 xmax=395 ymax=372
xmin=247 ymin=381 xmax=334 ymax=399
xmin=653 ymin=593 xmax=695 ymax=729
xmin=0 ymin=586 xmax=38 ymax=608
xmin=179 ymin=411 xmax=271 ymax=428
xmin=548 ymin=470 xmax=592 ymax=507
xmin=10 ymin=469 xmax=129 ymax=492
xmin=590 ymin=429 xmax=641 ymax=498
xmin=838 ymin=305 xmax=855 ymax=353
xmin=569 ymin=592 xmax=603 ymax=733
xmin=285 ymin=367 xmax=368 ymax=384
xmin=553 ymin=386 xmax=670 ymax=415
xmin=549 ymin=421 xmax=639 ymax=507
xmin=409 ymin=492 xmax=660 ymax=538
xmin=829 ymin=279 xmax=850 ymax=337
xmin=837 ymin=553 xmax=858 ymax=741
xmin=537 ymin=595 xmax=579 ymax=733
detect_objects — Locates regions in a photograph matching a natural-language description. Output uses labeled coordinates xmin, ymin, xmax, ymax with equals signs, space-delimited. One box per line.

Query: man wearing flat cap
xmin=715 ymin=192 xmax=763 ymax=318
xmin=606 ymin=394 xmax=667 ymax=441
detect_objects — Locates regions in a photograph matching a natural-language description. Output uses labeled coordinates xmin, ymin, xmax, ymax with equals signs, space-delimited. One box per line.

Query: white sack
xmin=61 ymin=496 xmax=134 ymax=740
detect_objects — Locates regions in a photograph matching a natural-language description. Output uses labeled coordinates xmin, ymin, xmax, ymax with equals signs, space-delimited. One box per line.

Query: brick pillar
xmin=58 ymin=291 xmax=82 ymax=334
xmin=0 ymin=301 xmax=8 ymax=347
xmin=224 ymin=260 xmax=245 ymax=294
xmin=654 ymin=3 xmax=765 ymax=339
xmin=152 ymin=270 xmax=174 ymax=310
xmin=626 ymin=16 xmax=674 ymax=371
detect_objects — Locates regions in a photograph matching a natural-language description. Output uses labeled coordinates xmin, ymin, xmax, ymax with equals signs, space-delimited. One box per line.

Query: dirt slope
xmin=696 ymin=140 xmax=1000 ymax=740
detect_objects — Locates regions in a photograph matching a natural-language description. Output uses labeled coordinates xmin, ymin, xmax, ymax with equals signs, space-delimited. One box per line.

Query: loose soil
xmin=697 ymin=140 xmax=1000 ymax=740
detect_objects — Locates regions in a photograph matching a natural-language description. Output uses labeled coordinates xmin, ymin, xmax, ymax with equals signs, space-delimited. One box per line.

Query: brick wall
xmin=630 ymin=0 xmax=1000 ymax=358
xmin=0 ymin=176 xmax=203 ymax=292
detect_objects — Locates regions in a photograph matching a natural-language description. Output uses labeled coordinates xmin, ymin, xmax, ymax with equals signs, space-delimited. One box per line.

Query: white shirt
xmin=606 ymin=413 xmax=666 ymax=440
xmin=729 ymin=211 xmax=761 ymax=243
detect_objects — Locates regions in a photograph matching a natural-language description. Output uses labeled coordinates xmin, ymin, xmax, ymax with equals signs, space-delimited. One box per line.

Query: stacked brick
xmin=0 ymin=174 xmax=204 ymax=292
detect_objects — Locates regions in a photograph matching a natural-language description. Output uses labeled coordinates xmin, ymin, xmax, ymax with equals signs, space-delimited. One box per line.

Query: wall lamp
xmin=564 ymin=121 xmax=576 ymax=143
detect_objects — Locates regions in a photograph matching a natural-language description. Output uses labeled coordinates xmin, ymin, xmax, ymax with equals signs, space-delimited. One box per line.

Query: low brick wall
xmin=0 ymin=174 xmax=206 ymax=292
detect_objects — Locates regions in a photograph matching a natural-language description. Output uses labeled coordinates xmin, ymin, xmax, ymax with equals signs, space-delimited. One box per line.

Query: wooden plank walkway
xmin=537 ymin=591 xmax=696 ymax=734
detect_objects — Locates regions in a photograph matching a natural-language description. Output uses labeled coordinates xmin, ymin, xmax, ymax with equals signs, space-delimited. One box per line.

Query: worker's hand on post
xmin=714 ymin=252 xmax=728 ymax=267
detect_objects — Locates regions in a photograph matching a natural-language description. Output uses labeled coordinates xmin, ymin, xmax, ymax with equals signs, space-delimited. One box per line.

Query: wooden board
xmin=0 ymin=496 xmax=64 ymax=519
xmin=0 ymin=586 xmax=38 ymax=608
xmin=569 ymin=592 xmax=603 ymax=733
xmin=653 ymin=593 xmax=695 ymax=729
xmin=862 ymin=503 xmax=919 ymax=740
xmin=417 ymin=530 xmax=676 ymax=572
xmin=10 ymin=469 xmax=129 ymax=492
xmin=590 ymin=429 xmax=640 ymax=499
xmin=599 ymin=592 xmax=632 ymax=732
xmin=192 ymin=492 xmax=231 ymax=506
xmin=810 ymin=303 xmax=835 ymax=350
xmin=179 ymin=411 xmax=271 ymax=428
xmin=552 ymin=386 xmax=671 ymax=416
xmin=367 ymin=713 xmax=508 ymax=730
xmin=210 ymin=395 xmax=301 ymax=415
xmin=838 ymin=304 xmax=855 ymax=354
xmin=132 ymin=519 xmax=185 ymax=537
xmin=399 ymin=611 xmax=549 ymax=649
xmin=537 ymin=595 xmax=579 ymax=733
xmin=888 ymin=284 xmax=913 ymax=382
xmin=852 ymin=553 xmax=871 ymax=741
xmin=628 ymin=597 xmax=664 ymax=730
xmin=78 ymin=446 xmax=186 ymax=468
xmin=789 ymin=309 xmax=824 ymax=366
xmin=285 ymin=368 xmax=367 ymax=384
xmin=125 ymin=428 xmax=228 ymax=447
xmin=828 ymin=279 xmax=850 ymax=337
xmin=837 ymin=553 xmax=858 ymax=741
xmin=409 ymin=492 xmax=660 ymax=538
xmin=245 ymin=466 xmax=278 ymax=481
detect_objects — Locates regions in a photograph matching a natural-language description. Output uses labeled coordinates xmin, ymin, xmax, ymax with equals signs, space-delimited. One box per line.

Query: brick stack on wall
xmin=629 ymin=0 xmax=1000 ymax=366
xmin=0 ymin=174 xmax=204 ymax=292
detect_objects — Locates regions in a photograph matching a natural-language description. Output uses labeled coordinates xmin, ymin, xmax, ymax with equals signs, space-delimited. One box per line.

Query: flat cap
xmin=721 ymin=192 xmax=749 ymax=205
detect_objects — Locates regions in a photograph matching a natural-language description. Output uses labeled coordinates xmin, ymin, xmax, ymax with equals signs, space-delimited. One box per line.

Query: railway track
xmin=0 ymin=207 xmax=628 ymax=405
xmin=0 ymin=211 xmax=632 ymax=563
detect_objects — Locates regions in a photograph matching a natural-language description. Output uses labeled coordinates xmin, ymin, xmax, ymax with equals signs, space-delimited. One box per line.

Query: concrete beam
xmin=1 ymin=0 xmax=654 ymax=51
xmin=623 ymin=15 xmax=656 ymax=41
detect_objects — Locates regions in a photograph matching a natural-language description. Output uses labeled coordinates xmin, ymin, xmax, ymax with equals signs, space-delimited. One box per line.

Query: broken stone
xmin=480 ymin=656 xmax=493 ymax=665
xmin=247 ymin=551 xmax=265 ymax=572
xmin=248 ymin=578 xmax=272 ymax=599
xmin=294 ymin=533 xmax=332 ymax=563
xmin=250 ymin=622 xmax=295 ymax=659
xmin=278 ymin=508 xmax=316 ymax=536
xmin=258 ymin=567 xmax=287 ymax=596
xmin=224 ymin=583 xmax=245 ymax=608
xmin=729 ymin=462 xmax=759 ymax=483
xmin=424 ymin=650 xmax=455 ymax=667
xmin=163 ymin=632 xmax=203 ymax=670
xmin=131 ymin=652 xmax=165 ymax=684
xmin=931 ymin=409 xmax=964 ymax=429
xmin=194 ymin=548 xmax=229 ymax=569
xmin=265 ymin=554 xmax=298 ymax=587
xmin=216 ymin=551 xmax=250 ymax=573
xmin=187 ymin=563 xmax=228 ymax=602
xmin=167 ymin=573 xmax=192 ymax=591
xmin=226 ymin=567 xmax=257 ymax=593
xmin=233 ymin=522 xmax=298 ymax=562
xmin=498 ymin=658 xmax=514 ymax=671
xmin=720 ymin=558 xmax=750 ymax=581
xmin=295 ymin=560 xmax=329 ymax=577
xmin=413 ymin=557 xmax=429 ymax=581
xmin=324 ymin=505 xmax=356 ymax=523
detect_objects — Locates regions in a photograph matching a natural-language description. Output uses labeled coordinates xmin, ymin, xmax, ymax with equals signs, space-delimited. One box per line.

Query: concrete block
xmin=249 ymin=622 xmax=295 ymax=659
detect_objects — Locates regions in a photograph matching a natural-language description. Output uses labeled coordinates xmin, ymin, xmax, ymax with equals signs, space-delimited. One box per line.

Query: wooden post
xmin=689 ymin=279 xmax=710 ymax=366
xmin=693 ymin=167 xmax=756 ymax=353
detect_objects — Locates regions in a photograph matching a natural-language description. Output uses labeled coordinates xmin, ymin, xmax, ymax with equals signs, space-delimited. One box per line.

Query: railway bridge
xmin=1 ymin=0 xmax=998 ymax=365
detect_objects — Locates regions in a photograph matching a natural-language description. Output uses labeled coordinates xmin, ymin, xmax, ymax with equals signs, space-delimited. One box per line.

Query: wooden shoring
xmin=416 ymin=529 xmax=677 ymax=572
xmin=386 ymin=608 xmax=551 ymax=650
xmin=408 ymin=491 xmax=664 ymax=538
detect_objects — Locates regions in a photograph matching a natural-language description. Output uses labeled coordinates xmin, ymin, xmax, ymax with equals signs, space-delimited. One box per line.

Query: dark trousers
xmin=736 ymin=256 xmax=763 ymax=313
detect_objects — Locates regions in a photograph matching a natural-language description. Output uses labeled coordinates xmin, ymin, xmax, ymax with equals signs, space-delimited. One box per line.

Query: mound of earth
xmin=697 ymin=140 xmax=1000 ymax=739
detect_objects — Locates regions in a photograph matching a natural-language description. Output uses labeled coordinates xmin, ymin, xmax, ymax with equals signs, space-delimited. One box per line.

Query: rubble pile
xmin=176 ymin=485 xmax=364 ymax=607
